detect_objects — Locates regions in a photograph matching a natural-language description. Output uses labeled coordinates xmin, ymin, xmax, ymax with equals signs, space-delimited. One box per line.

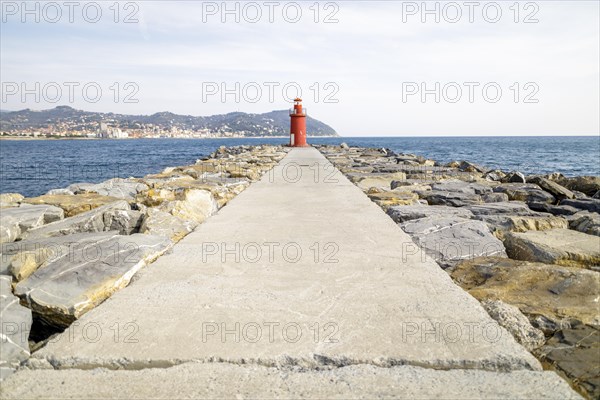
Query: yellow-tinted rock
xmin=14 ymin=233 xmax=172 ymax=328
xmin=159 ymin=189 xmax=218 ymax=224
xmin=140 ymin=208 xmax=197 ymax=242
xmin=353 ymin=173 xmax=408 ymax=190
xmin=143 ymin=170 xmax=195 ymax=181
xmin=476 ymin=215 xmax=569 ymax=239
xmin=181 ymin=163 xmax=220 ymax=178
xmin=225 ymin=164 xmax=262 ymax=181
xmin=0 ymin=193 xmax=24 ymax=208
xmin=136 ymin=188 xmax=177 ymax=207
xmin=23 ymin=194 xmax=121 ymax=217
xmin=504 ymin=229 xmax=600 ymax=269
xmin=451 ymin=256 xmax=600 ymax=327
xmin=9 ymin=249 xmax=51 ymax=281
xmin=367 ymin=190 xmax=419 ymax=209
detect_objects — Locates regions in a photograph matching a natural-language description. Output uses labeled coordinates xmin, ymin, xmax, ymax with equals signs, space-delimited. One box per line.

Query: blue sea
xmin=1 ymin=136 xmax=598 ymax=197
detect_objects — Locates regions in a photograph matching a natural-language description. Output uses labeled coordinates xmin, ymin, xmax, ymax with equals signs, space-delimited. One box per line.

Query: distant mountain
xmin=0 ymin=106 xmax=338 ymax=137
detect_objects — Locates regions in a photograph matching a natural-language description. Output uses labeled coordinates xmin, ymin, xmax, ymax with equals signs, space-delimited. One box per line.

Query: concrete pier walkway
xmin=1 ymin=148 xmax=580 ymax=399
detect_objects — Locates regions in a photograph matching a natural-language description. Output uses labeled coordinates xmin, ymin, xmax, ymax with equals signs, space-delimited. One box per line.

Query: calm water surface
xmin=1 ymin=136 xmax=598 ymax=197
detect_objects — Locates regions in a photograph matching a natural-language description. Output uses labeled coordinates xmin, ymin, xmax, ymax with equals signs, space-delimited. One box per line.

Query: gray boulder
xmin=569 ymin=211 xmax=600 ymax=237
xmin=527 ymin=177 xmax=575 ymax=200
xmin=387 ymin=205 xmax=474 ymax=223
xmin=504 ymin=229 xmax=600 ymax=269
xmin=391 ymin=180 xmax=434 ymax=190
xmin=475 ymin=214 xmax=568 ymax=238
xmin=22 ymin=201 xmax=131 ymax=240
xmin=560 ymin=198 xmax=600 ymax=213
xmin=15 ymin=233 xmax=172 ymax=328
xmin=418 ymin=191 xmax=483 ymax=207
xmin=102 ymin=209 xmax=144 ymax=235
xmin=68 ymin=178 xmax=148 ymax=200
xmin=0 ymin=193 xmax=24 ymax=209
xmin=399 ymin=216 xmax=507 ymax=268
xmin=430 ymin=181 xmax=492 ymax=195
xmin=458 ymin=161 xmax=488 ymax=173
xmin=157 ymin=189 xmax=217 ymax=225
xmin=484 ymin=170 xmax=506 ymax=182
xmin=45 ymin=188 xmax=74 ymax=196
xmin=466 ymin=202 xmax=540 ymax=216
xmin=539 ymin=322 xmax=600 ymax=398
xmin=140 ymin=208 xmax=197 ymax=242
xmin=493 ymin=183 xmax=555 ymax=204
xmin=66 ymin=182 xmax=97 ymax=193
xmin=350 ymin=173 xmax=408 ymax=191
xmin=481 ymin=193 xmax=510 ymax=203
xmin=1 ymin=232 xmax=121 ymax=281
xmin=0 ymin=204 xmax=65 ymax=244
xmin=482 ymin=300 xmax=545 ymax=351
xmin=555 ymin=176 xmax=600 ymax=197
xmin=0 ymin=275 xmax=32 ymax=381
xmin=571 ymin=191 xmax=589 ymax=199
xmin=528 ymin=202 xmax=580 ymax=216
xmin=504 ymin=171 xmax=526 ymax=183
xmin=452 ymin=256 xmax=600 ymax=330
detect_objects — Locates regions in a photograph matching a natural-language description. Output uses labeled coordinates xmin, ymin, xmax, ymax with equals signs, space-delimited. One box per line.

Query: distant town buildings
xmin=0 ymin=122 xmax=254 ymax=139
xmin=0 ymin=106 xmax=338 ymax=139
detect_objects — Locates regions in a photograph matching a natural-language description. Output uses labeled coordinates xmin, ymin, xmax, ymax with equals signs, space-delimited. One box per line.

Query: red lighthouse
xmin=289 ymin=98 xmax=308 ymax=147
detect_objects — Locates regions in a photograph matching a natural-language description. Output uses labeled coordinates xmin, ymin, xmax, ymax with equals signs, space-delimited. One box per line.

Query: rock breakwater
xmin=0 ymin=145 xmax=288 ymax=380
xmin=319 ymin=144 xmax=599 ymax=399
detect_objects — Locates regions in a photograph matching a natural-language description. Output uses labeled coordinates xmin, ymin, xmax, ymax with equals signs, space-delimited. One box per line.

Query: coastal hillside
xmin=0 ymin=106 xmax=338 ymax=138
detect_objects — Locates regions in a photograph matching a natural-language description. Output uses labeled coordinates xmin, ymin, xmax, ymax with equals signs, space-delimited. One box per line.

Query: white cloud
xmin=1 ymin=0 xmax=598 ymax=136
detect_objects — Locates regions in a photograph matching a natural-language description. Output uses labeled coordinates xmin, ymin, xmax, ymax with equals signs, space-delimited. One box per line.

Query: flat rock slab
xmin=569 ymin=211 xmax=600 ymax=236
xmin=481 ymin=300 xmax=545 ymax=351
xmin=1 ymin=232 xmax=129 ymax=280
xmin=504 ymin=229 xmax=600 ymax=269
xmin=451 ymin=257 xmax=600 ymax=329
xmin=418 ymin=191 xmax=483 ymax=207
xmin=399 ymin=216 xmax=507 ymax=268
xmin=527 ymin=177 xmax=575 ymax=200
xmin=23 ymin=193 xmax=122 ymax=217
xmin=493 ymin=183 xmax=555 ymax=204
xmin=350 ymin=172 xmax=408 ymax=190
xmin=33 ymin=148 xmax=540 ymax=373
xmin=474 ymin=214 xmax=568 ymax=237
xmin=387 ymin=205 xmax=474 ymax=223
xmin=0 ymin=275 xmax=32 ymax=380
xmin=540 ymin=323 xmax=600 ymax=399
xmin=0 ymin=204 xmax=64 ymax=243
xmin=528 ymin=202 xmax=580 ymax=216
xmin=0 ymin=363 xmax=581 ymax=399
xmin=430 ymin=181 xmax=493 ymax=194
xmin=22 ymin=200 xmax=131 ymax=241
xmin=68 ymin=178 xmax=148 ymax=200
xmin=556 ymin=176 xmax=600 ymax=197
xmin=0 ymin=193 xmax=24 ymax=209
xmin=14 ymin=233 xmax=172 ymax=328
xmin=157 ymin=188 xmax=217 ymax=224
xmin=139 ymin=208 xmax=197 ymax=242
xmin=560 ymin=198 xmax=600 ymax=213
xmin=466 ymin=202 xmax=541 ymax=216
xmin=366 ymin=190 xmax=419 ymax=209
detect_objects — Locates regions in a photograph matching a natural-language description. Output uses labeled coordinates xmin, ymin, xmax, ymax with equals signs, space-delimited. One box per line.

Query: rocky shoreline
xmin=1 ymin=143 xmax=598 ymax=398
xmin=319 ymin=144 xmax=599 ymax=399
xmin=0 ymin=145 xmax=289 ymax=379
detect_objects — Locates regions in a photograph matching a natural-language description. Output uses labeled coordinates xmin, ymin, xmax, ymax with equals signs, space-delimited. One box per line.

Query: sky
xmin=1 ymin=0 xmax=599 ymax=136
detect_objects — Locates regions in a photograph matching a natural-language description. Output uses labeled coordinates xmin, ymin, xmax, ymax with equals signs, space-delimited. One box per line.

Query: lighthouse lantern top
xmin=293 ymin=97 xmax=302 ymax=103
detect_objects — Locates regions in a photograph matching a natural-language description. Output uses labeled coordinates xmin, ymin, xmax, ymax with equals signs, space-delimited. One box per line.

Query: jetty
xmin=0 ymin=147 xmax=583 ymax=398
